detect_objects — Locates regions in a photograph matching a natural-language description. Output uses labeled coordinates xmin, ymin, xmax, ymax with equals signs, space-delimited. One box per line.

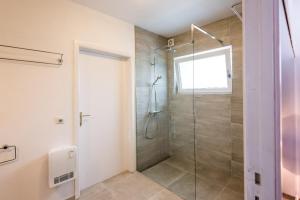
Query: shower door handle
xmin=80 ymin=112 xmax=92 ymax=127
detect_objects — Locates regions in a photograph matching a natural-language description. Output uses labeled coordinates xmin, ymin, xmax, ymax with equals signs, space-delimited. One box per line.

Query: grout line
xmin=213 ymin=186 xmax=227 ymax=200
xmin=101 ymin=183 xmax=118 ymax=198
xmin=212 ymin=176 xmax=233 ymax=200
xmin=164 ymin=160 xmax=232 ymax=187
xmin=166 ymin=171 xmax=188 ymax=187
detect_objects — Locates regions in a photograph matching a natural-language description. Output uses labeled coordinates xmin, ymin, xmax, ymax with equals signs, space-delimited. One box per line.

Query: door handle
xmin=80 ymin=112 xmax=92 ymax=127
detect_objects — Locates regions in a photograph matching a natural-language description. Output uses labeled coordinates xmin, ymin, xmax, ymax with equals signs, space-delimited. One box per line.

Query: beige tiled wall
xmin=135 ymin=27 xmax=170 ymax=171
xmin=168 ymin=16 xmax=243 ymax=177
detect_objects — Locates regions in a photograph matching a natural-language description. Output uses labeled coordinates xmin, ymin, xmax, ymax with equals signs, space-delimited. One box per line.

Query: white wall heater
xmin=48 ymin=146 xmax=77 ymax=188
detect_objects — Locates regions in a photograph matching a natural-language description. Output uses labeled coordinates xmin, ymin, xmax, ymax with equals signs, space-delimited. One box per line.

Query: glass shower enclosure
xmin=135 ymin=19 xmax=243 ymax=200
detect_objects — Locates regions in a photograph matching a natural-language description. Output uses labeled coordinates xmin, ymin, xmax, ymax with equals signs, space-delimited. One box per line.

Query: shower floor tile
xmin=196 ymin=164 xmax=231 ymax=186
xmin=163 ymin=156 xmax=195 ymax=174
xmin=142 ymin=162 xmax=186 ymax=187
xmin=168 ymin=174 xmax=196 ymax=200
xmin=215 ymin=188 xmax=244 ymax=200
xmin=168 ymin=174 xmax=224 ymax=200
xmin=225 ymin=176 xmax=244 ymax=193
xmin=141 ymin=160 xmax=244 ymax=200
xmin=148 ymin=189 xmax=184 ymax=200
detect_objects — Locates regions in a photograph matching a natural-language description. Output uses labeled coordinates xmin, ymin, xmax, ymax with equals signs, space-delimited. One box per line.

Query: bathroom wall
xmin=168 ymin=16 xmax=243 ymax=177
xmin=295 ymin=57 xmax=300 ymax=198
xmin=0 ymin=1 xmax=135 ymax=200
xmin=289 ymin=0 xmax=300 ymax=197
xmin=281 ymin=0 xmax=300 ymax=197
xmin=135 ymin=27 xmax=170 ymax=171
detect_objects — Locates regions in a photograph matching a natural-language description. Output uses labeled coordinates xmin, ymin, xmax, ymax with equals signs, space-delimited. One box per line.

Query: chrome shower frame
xmin=191 ymin=24 xmax=225 ymax=45
xmin=231 ymin=2 xmax=243 ymax=22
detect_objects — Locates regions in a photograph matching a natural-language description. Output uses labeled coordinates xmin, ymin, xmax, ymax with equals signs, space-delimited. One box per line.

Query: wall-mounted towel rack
xmin=0 ymin=145 xmax=17 ymax=165
xmin=0 ymin=44 xmax=63 ymax=65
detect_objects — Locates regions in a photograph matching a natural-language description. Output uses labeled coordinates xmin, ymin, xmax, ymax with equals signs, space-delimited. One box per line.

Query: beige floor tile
xmin=163 ymin=156 xmax=195 ymax=174
xmin=78 ymin=170 xmax=244 ymax=200
xmin=168 ymin=174 xmax=196 ymax=200
xmin=143 ymin=162 xmax=186 ymax=187
xmin=148 ymin=189 xmax=182 ymax=200
xmin=215 ymin=188 xmax=244 ymax=200
xmin=103 ymin=172 xmax=163 ymax=200
xmin=78 ymin=172 xmax=184 ymax=200
xmin=195 ymin=177 xmax=224 ymax=200
xmin=168 ymin=173 xmax=225 ymax=200
xmin=196 ymin=164 xmax=231 ymax=186
xmin=225 ymin=176 xmax=244 ymax=193
xmin=79 ymin=183 xmax=116 ymax=200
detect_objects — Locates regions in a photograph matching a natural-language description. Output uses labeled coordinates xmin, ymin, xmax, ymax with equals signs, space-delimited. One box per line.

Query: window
xmin=174 ymin=46 xmax=232 ymax=94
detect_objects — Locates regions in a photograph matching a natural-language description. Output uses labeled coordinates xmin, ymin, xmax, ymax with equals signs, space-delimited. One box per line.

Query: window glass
xmin=179 ymin=55 xmax=228 ymax=89
xmin=175 ymin=46 xmax=232 ymax=93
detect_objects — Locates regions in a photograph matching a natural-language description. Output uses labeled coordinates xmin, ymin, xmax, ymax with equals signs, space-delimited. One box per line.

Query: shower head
xmin=165 ymin=47 xmax=176 ymax=53
xmin=153 ymin=45 xmax=177 ymax=53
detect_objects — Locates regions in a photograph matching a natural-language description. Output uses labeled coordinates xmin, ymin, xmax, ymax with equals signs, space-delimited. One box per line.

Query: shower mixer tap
xmin=152 ymin=75 xmax=162 ymax=86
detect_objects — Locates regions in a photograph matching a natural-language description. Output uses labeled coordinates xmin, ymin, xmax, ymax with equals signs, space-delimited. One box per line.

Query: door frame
xmin=243 ymin=0 xmax=281 ymax=199
xmin=73 ymin=41 xmax=136 ymax=199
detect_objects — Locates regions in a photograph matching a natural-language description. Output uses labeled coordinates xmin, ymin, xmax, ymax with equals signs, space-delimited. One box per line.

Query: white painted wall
xmin=0 ymin=0 xmax=135 ymax=200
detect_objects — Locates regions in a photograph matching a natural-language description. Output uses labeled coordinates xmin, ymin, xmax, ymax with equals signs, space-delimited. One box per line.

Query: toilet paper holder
xmin=0 ymin=145 xmax=17 ymax=165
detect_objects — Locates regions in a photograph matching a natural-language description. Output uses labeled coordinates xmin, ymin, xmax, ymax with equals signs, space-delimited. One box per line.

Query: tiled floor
xmin=75 ymin=159 xmax=244 ymax=200
xmin=77 ymin=172 xmax=182 ymax=200
xmin=142 ymin=158 xmax=244 ymax=200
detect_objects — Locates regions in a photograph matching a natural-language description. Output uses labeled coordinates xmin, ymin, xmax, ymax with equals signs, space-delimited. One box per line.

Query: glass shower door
xmin=193 ymin=19 xmax=244 ymax=200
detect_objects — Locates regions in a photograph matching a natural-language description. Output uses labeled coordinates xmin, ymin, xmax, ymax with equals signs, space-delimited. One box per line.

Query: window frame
xmin=174 ymin=46 xmax=232 ymax=94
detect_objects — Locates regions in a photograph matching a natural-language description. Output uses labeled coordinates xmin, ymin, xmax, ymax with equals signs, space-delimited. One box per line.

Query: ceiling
xmin=73 ymin=0 xmax=241 ymax=37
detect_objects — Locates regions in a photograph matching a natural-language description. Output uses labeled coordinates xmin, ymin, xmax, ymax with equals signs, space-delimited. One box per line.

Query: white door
xmin=78 ymin=50 xmax=125 ymax=191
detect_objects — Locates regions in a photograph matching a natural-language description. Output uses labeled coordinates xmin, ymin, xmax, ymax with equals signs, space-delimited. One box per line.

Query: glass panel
xmin=167 ymin=42 xmax=196 ymax=200
xmin=135 ymin=14 xmax=243 ymax=200
xmin=193 ymin=18 xmax=244 ymax=200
